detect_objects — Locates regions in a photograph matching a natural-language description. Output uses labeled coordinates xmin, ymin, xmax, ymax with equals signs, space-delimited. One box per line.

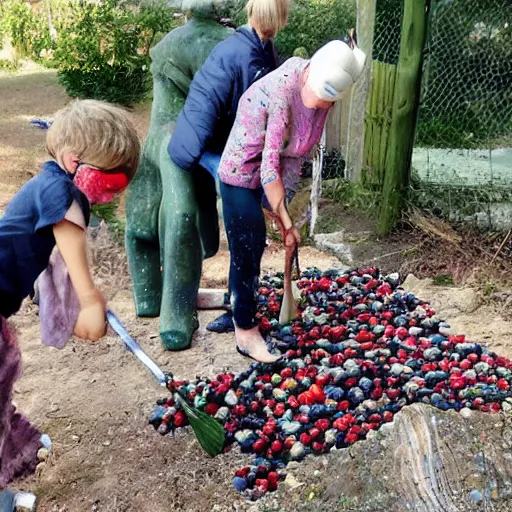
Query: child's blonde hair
xmin=247 ymin=0 xmax=291 ymax=38
xmin=46 ymin=99 xmax=141 ymax=179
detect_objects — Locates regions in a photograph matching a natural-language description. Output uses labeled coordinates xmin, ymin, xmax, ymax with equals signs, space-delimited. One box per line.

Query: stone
xmin=460 ymin=408 xmax=472 ymax=419
xmin=313 ymin=231 xmax=354 ymax=264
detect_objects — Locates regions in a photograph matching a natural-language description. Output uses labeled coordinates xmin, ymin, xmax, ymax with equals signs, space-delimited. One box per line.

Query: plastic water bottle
xmin=0 ymin=489 xmax=36 ymax=511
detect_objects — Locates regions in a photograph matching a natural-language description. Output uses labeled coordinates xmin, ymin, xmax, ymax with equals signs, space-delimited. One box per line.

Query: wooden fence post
xmin=378 ymin=0 xmax=430 ymax=235
xmin=345 ymin=0 xmax=377 ymax=181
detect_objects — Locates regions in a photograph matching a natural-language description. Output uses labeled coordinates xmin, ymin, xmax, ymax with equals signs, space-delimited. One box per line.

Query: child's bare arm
xmin=53 ymin=219 xmax=106 ymax=341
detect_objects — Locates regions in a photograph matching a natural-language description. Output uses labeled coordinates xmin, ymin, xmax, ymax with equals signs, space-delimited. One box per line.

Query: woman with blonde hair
xmin=168 ymin=0 xmax=291 ymax=334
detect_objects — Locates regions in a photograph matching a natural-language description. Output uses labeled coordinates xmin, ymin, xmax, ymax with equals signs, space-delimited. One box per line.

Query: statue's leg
xmin=194 ymin=166 xmax=219 ymax=259
xmin=158 ymin=138 xmax=202 ymax=350
xmin=125 ymin=236 xmax=162 ymax=316
xmin=125 ymin=145 xmax=163 ymax=317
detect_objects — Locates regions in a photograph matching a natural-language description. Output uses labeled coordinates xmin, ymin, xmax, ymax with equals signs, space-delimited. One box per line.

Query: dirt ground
xmin=3 ymin=64 xmax=512 ymax=511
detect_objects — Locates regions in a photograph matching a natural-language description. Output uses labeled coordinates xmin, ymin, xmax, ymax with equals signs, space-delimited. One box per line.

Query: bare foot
xmin=235 ymin=325 xmax=281 ymax=364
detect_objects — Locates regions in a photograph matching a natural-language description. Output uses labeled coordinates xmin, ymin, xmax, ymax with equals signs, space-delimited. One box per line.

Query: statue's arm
xmin=169 ymin=48 xmax=236 ymax=170
xmin=162 ymin=60 xmax=193 ymax=96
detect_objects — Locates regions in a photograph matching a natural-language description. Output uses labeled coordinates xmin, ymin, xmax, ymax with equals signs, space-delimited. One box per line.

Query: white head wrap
xmin=307 ymin=40 xmax=367 ymax=102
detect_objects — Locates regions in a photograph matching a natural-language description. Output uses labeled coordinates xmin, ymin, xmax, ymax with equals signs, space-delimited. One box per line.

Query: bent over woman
xmin=218 ymin=39 xmax=366 ymax=363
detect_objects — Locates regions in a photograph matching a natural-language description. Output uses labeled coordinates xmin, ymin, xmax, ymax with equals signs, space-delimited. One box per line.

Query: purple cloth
xmin=37 ymin=249 xmax=79 ymax=349
xmin=0 ymin=317 xmax=41 ymax=489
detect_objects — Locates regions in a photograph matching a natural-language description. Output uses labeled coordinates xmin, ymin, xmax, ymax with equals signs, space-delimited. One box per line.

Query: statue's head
xmin=168 ymin=0 xmax=245 ymax=20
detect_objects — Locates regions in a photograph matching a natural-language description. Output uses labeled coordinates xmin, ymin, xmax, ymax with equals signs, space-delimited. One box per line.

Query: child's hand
xmin=74 ymin=289 xmax=107 ymax=342
xmin=53 ymin=220 xmax=107 ymax=342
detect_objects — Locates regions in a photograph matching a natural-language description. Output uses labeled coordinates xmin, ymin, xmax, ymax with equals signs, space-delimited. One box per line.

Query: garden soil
xmin=2 ymin=65 xmax=512 ymax=511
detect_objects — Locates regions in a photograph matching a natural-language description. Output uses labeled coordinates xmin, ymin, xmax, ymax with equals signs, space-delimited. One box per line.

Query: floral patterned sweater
xmin=218 ymin=57 xmax=330 ymax=191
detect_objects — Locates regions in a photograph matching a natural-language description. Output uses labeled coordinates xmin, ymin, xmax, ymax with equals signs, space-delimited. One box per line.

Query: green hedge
xmin=275 ymin=0 xmax=356 ymax=58
xmin=234 ymin=0 xmax=356 ymax=58
xmin=1 ymin=0 xmax=179 ymax=105
xmin=54 ymin=0 xmax=179 ymax=105
xmin=2 ymin=0 xmax=356 ymax=103
xmin=0 ymin=1 xmax=55 ymax=61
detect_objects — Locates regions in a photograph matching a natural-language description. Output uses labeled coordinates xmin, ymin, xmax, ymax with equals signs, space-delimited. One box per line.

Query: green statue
xmin=125 ymin=1 xmax=237 ymax=350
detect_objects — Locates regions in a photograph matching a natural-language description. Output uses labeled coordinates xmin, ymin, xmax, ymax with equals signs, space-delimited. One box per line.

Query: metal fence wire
xmin=410 ymin=0 xmax=512 ymax=230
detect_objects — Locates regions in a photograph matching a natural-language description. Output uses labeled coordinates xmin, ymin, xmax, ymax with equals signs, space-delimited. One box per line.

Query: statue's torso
xmin=148 ymin=19 xmax=232 ymax=128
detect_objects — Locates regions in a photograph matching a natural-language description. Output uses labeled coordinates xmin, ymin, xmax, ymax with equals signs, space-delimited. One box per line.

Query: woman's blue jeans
xmin=219 ymin=181 xmax=266 ymax=330
xmin=199 ymin=152 xmax=221 ymax=195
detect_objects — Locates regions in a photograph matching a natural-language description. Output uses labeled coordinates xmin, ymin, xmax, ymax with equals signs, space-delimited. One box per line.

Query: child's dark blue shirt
xmin=0 ymin=161 xmax=90 ymax=318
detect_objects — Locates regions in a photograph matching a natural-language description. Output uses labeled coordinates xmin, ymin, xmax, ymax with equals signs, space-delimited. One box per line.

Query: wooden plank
xmin=363 ymin=60 xmax=378 ymax=184
xmin=376 ymin=60 xmax=388 ymax=181
xmin=379 ymin=63 xmax=397 ymax=182
xmin=347 ymin=0 xmax=377 ymax=181
xmin=378 ymin=0 xmax=430 ymax=235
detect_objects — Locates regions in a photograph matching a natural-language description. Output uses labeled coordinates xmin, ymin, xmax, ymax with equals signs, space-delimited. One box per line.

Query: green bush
xmin=275 ymin=0 xmax=356 ymax=58
xmin=1 ymin=0 xmax=66 ymax=66
xmin=234 ymin=0 xmax=356 ymax=58
xmin=0 ymin=1 xmax=53 ymax=59
xmin=54 ymin=0 xmax=179 ymax=105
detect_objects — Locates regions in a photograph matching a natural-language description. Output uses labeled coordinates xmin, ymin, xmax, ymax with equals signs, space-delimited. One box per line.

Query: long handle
xmin=107 ymin=310 xmax=167 ymax=386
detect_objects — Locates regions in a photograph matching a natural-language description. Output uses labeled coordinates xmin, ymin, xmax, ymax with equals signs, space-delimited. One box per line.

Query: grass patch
xmin=432 ymin=274 xmax=455 ymax=286
xmin=323 ymin=179 xmax=381 ymax=218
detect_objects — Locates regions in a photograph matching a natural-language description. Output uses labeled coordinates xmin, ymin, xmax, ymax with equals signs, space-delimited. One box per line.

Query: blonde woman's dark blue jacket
xmin=168 ymin=26 xmax=278 ymax=171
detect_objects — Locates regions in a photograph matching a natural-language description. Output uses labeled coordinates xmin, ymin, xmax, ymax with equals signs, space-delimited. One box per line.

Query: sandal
xmin=236 ymin=345 xmax=282 ymax=364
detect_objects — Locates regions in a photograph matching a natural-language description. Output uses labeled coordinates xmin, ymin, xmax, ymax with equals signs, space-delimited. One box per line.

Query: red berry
xmin=287 ymin=396 xmax=299 ymax=408
xmin=284 ymin=436 xmax=296 ymax=449
xmin=253 ymin=439 xmax=267 ymax=453
xmin=460 ymin=359 xmax=472 ymax=370
xmin=384 ymin=325 xmax=394 ymax=338
xmin=355 ymin=330 xmax=373 ymax=343
xmin=386 ymin=388 xmax=401 ymax=400
xmin=235 ymin=467 xmax=251 ymax=478
xmin=280 ymin=368 xmax=293 ymax=379
xmin=310 ymin=384 xmax=326 ymax=403
xmin=345 ymin=377 xmax=358 ymax=388
xmin=395 ymin=327 xmax=408 ymax=340
xmin=315 ymin=419 xmax=330 ymax=431
xmin=309 ymin=427 xmax=321 ymax=439
xmin=263 ymin=422 xmax=275 ymax=436
xmin=330 ymin=326 xmax=348 ymax=342
xmin=300 ymin=433 xmax=312 ymax=445
xmin=333 ymin=418 xmax=348 ymax=431
xmin=255 ymin=479 xmax=268 ymax=492
xmin=267 ymin=472 xmax=279 ymax=491
xmin=468 ymin=353 xmax=479 ymax=363
xmin=174 ymin=411 xmax=186 ymax=427
xmin=271 ymin=440 xmax=283 ymax=453
xmin=298 ymin=391 xmax=315 ymax=406
xmin=497 ymin=378 xmax=510 ymax=391
xmin=274 ymin=403 xmax=285 ymax=417
xmin=315 ymin=374 xmax=330 ymax=387
xmin=383 ymin=411 xmax=394 ymax=422
xmin=337 ymin=400 xmax=350 ymax=412
xmin=204 ymin=403 xmax=220 ymax=416
xmin=318 ymin=277 xmax=331 ymax=291
xmin=345 ymin=433 xmax=358 ymax=444
xmin=312 ymin=441 xmax=325 ymax=453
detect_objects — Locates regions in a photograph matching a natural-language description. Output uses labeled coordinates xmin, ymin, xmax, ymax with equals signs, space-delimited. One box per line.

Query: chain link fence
xmin=410 ymin=0 xmax=512 ymax=230
xmin=361 ymin=0 xmax=512 ymax=230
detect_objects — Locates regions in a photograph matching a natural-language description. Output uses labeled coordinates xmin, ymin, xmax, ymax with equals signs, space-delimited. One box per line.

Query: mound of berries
xmin=150 ymin=268 xmax=512 ymax=500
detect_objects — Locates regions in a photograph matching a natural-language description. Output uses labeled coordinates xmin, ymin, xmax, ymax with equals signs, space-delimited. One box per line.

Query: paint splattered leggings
xmin=220 ymin=182 xmax=266 ymax=330
xmin=0 ymin=316 xmax=41 ymax=488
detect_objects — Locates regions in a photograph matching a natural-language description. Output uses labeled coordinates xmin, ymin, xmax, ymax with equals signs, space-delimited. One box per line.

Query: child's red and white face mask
xmin=73 ymin=164 xmax=130 ymax=205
